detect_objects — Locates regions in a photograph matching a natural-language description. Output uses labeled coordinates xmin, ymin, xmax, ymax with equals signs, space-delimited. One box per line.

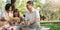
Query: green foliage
xmin=15 ymin=0 xmax=45 ymax=15
xmin=41 ymin=22 xmax=60 ymax=30
xmin=0 ymin=0 xmax=60 ymax=20
xmin=0 ymin=0 xmax=5 ymax=10
xmin=15 ymin=0 xmax=28 ymax=15
xmin=0 ymin=0 xmax=11 ymax=11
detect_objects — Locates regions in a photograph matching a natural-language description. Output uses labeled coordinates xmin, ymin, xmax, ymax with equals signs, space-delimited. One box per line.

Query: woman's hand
xmin=1 ymin=18 xmax=7 ymax=21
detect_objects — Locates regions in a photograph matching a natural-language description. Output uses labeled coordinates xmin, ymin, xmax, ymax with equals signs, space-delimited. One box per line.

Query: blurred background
xmin=0 ymin=0 xmax=60 ymax=30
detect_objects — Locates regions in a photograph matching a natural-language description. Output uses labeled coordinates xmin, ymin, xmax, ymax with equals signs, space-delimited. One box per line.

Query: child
xmin=9 ymin=9 xmax=24 ymax=26
xmin=13 ymin=9 xmax=23 ymax=22
xmin=13 ymin=9 xmax=20 ymax=23
xmin=13 ymin=9 xmax=24 ymax=30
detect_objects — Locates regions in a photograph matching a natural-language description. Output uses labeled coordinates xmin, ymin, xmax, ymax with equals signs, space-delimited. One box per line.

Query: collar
xmin=28 ymin=8 xmax=35 ymax=13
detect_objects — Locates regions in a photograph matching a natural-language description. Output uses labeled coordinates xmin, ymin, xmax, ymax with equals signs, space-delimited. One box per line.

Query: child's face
xmin=14 ymin=12 xmax=18 ymax=17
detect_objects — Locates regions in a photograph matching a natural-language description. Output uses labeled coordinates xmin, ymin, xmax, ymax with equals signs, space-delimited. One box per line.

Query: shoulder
xmin=2 ymin=11 xmax=6 ymax=13
xmin=25 ymin=12 xmax=29 ymax=15
xmin=34 ymin=10 xmax=39 ymax=13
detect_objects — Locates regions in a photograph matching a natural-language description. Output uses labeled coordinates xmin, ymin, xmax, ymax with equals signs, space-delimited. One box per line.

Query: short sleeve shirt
xmin=25 ymin=9 xmax=40 ymax=22
xmin=1 ymin=11 xmax=13 ymax=21
xmin=0 ymin=11 xmax=2 ymax=19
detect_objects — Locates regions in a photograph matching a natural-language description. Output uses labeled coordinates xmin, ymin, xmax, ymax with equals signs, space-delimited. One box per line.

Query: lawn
xmin=40 ymin=20 xmax=60 ymax=30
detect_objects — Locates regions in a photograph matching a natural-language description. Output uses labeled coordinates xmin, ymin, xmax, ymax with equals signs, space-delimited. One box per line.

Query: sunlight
xmin=41 ymin=0 xmax=46 ymax=4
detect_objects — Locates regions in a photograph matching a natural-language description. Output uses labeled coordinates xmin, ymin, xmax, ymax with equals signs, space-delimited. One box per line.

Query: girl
xmin=9 ymin=9 xmax=24 ymax=26
xmin=13 ymin=9 xmax=24 ymax=23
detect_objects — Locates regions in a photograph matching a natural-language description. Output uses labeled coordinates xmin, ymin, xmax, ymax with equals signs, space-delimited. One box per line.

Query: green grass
xmin=41 ymin=23 xmax=60 ymax=30
xmin=40 ymin=20 xmax=60 ymax=23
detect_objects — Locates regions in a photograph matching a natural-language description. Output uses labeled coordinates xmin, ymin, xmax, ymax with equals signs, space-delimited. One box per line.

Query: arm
xmin=1 ymin=12 xmax=7 ymax=21
xmin=0 ymin=14 xmax=1 ymax=20
xmin=31 ymin=11 xmax=40 ymax=25
xmin=24 ymin=13 xmax=31 ymax=26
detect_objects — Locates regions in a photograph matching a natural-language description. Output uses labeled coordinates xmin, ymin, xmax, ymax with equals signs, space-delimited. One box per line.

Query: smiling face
xmin=5 ymin=4 xmax=13 ymax=12
xmin=14 ymin=12 xmax=19 ymax=17
xmin=26 ymin=1 xmax=34 ymax=12
xmin=26 ymin=3 xmax=32 ymax=10
xmin=13 ymin=9 xmax=20 ymax=17
xmin=8 ymin=6 xmax=12 ymax=11
xmin=26 ymin=3 xmax=33 ymax=12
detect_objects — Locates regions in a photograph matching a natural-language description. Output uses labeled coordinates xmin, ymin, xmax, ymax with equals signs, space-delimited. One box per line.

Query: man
xmin=23 ymin=1 xmax=40 ymax=30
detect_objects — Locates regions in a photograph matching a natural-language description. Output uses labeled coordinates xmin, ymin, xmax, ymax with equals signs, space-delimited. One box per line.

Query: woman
xmin=0 ymin=3 xmax=14 ymax=30
xmin=1 ymin=3 xmax=14 ymax=21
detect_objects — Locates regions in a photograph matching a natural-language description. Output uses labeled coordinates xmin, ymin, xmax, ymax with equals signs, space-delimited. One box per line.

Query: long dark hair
xmin=13 ymin=9 xmax=20 ymax=17
xmin=5 ymin=3 xmax=14 ymax=11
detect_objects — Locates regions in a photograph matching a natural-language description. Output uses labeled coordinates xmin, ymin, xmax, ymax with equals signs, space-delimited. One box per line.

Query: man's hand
xmin=24 ymin=21 xmax=31 ymax=26
xmin=31 ymin=18 xmax=40 ymax=25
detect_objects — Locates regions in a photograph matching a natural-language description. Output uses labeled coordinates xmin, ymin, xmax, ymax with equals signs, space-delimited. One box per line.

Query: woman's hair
xmin=5 ymin=3 xmax=14 ymax=11
xmin=13 ymin=9 xmax=20 ymax=17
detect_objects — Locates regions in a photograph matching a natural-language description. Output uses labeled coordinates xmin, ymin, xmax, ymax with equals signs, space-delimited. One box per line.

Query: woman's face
xmin=9 ymin=6 xmax=12 ymax=11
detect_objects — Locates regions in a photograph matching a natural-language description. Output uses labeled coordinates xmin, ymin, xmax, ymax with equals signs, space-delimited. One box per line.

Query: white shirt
xmin=0 ymin=11 xmax=2 ymax=19
xmin=1 ymin=11 xmax=13 ymax=21
xmin=25 ymin=9 xmax=40 ymax=22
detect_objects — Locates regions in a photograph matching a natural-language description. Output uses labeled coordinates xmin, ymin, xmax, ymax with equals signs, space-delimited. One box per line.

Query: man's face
xmin=26 ymin=4 xmax=32 ymax=11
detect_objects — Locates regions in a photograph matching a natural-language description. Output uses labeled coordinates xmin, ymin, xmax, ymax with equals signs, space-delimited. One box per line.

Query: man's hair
xmin=27 ymin=1 xmax=34 ymax=5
